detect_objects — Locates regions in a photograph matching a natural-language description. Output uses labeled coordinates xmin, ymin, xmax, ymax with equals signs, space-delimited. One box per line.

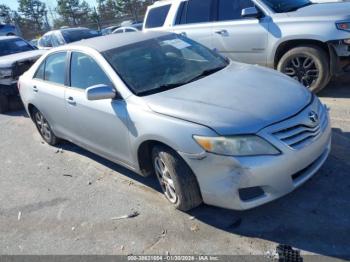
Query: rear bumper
xmin=179 ymin=99 xmax=331 ymax=210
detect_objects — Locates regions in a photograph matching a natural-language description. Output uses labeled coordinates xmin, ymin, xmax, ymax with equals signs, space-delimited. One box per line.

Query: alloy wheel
xmin=154 ymin=156 xmax=178 ymax=203
xmin=282 ymin=55 xmax=319 ymax=88
xmin=35 ymin=111 xmax=52 ymax=141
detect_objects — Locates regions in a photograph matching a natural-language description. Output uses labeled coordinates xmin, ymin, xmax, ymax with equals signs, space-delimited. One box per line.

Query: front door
xmin=211 ymin=0 xmax=269 ymax=65
xmin=64 ymin=51 xmax=132 ymax=165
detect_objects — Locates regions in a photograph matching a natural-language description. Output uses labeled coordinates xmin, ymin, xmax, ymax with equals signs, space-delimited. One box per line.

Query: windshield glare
xmin=0 ymin=39 xmax=34 ymax=56
xmin=262 ymin=0 xmax=312 ymax=13
xmin=103 ymin=35 xmax=228 ymax=96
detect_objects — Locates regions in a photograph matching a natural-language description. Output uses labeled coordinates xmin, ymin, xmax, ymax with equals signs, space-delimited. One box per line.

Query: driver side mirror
xmin=86 ymin=84 xmax=117 ymax=101
xmin=241 ymin=7 xmax=260 ymax=18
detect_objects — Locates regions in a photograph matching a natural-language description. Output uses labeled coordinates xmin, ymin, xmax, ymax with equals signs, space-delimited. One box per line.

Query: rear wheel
xmin=32 ymin=108 xmax=59 ymax=146
xmin=0 ymin=95 xmax=9 ymax=114
xmin=152 ymin=145 xmax=202 ymax=211
xmin=277 ymin=45 xmax=330 ymax=93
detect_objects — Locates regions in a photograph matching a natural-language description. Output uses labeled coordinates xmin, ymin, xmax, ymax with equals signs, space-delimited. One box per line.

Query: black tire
xmin=152 ymin=145 xmax=202 ymax=211
xmin=0 ymin=94 xmax=9 ymax=114
xmin=277 ymin=45 xmax=330 ymax=93
xmin=32 ymin=108 xmax=59 ymax=146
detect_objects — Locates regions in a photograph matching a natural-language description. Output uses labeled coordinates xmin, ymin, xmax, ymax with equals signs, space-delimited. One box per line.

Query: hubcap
xmin=35 ymin=112 xmax=52 ymax=141
xmin=154 ymin=156 xmax=178 ymax=203
xmin=283 ymin=55 xmax=319 ymax=88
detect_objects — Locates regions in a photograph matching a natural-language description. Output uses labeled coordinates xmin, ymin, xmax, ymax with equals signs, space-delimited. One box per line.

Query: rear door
xmin=31 ymin=51 xmax=69 ymax=136
xmin=211 ymin=0 xmax=269 ymax=65
xmin=64 ymin=51 xmax=132 ymax=165
xmin=171 ymin=0 xmax=215 ymax=49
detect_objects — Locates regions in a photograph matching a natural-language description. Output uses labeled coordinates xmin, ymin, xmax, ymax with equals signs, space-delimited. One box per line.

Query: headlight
xmin=193 ymin=135 xmax=280 ymax=156
xmin=0 ymin=68 xmax=13 ymax=79
xmin=336 ymin=22 xmax=350 ymax=32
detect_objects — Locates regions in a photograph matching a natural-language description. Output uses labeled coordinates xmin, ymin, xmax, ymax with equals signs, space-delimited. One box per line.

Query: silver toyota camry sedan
xmin=19 ymin=32 xmax=331 ymax=211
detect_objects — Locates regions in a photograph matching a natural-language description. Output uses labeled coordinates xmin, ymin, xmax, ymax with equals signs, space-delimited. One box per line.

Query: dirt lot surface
xmin=0 ymin=76 xmax=349 ymax=259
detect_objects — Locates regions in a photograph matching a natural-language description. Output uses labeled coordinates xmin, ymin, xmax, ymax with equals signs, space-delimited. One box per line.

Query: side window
xmin=186 ymin=0 xmax=212 ymax=24
xmin=34 ymin=60 xmax=45 ymax=80
xmin=70 ymin=52 xmax=111 ymax=90
xmin=125 ymin=28 xmax=136 ymax=32
xmin=145 ymin=4 xmax=171 ymax=29
xmin=218 ymin=0 xmax=255 ymax=21
xmin=114 ymin=28 xmax=124 ymax=34
xmin=175 ymin=2 xmax=187 ymax=25
xmin=44 ymin=52 xmax=67 ymax=85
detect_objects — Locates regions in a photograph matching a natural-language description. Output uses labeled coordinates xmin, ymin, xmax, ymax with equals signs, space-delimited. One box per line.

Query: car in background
xmin=19 ymin=32 xmax=331 ymax=211
xmin=0 ymin=24 xmax=18 ymax=36
xmin=144 ymin=0 xmax=350 ymax=93
xmin=0 ymin=36 xmax=45 ymax=113
xmin=30 ymin=38 xmax=39 ymax=48
xmin=37 ymin=27 xmax=101 ymax=50
xmin=112 ymin=24 xmax=142 ymax=34
xmin=101 ymin=25 xmax=120 ymax=35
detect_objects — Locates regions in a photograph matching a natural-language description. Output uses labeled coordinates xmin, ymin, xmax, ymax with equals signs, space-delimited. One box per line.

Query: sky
xmin=0 ymin=0 xmax=99 ymax=11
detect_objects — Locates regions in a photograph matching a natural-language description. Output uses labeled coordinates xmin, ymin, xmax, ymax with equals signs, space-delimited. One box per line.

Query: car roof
xmin=66 ymin=31 xmax=172 ymax=52
xmin=59 ymin=27 xmax=90 ymax=32
xmin=0 ymin=36 xmax=21 ymax=41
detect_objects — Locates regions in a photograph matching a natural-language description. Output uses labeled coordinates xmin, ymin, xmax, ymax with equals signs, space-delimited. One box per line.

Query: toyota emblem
xmin=309 ymin=111 xmax=319 ymax=123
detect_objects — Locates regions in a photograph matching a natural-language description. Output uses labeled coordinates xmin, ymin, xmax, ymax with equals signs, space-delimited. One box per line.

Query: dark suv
xmin=0 ymin=36 xmax=45 ymax=113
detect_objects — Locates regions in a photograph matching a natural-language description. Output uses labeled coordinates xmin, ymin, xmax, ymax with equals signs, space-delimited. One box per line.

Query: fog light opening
xmin=239 ymin=187 xmax=265 ymax=201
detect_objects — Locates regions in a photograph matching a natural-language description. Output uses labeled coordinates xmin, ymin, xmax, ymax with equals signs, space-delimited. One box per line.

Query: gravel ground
xmin=0 ymin=76 xmax=349 ymax=259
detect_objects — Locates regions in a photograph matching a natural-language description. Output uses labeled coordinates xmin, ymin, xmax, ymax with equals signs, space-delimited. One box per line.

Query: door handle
xmin=215 ymin=29 xmax=229 ymax=37
xmin=33 ymin=86 xmax=38 ymax=93
xmin=179 ymin=32 xmax=187 ymax=37
xmin=66 ymin=96 xmax=76 ymax=105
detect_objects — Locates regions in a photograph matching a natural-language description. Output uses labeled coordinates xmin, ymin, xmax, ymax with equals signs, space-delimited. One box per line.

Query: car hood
xmin=0 ymin=50 xmax=46 ymax=68
xmin=288 ymin=2 xmax=350 ymax=19
xmin=142 ymin=62 xmax=311 ymax=135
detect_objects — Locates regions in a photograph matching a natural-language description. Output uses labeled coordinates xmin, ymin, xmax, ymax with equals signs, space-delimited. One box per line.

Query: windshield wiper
xmin=186 ymin=65 xmax=227 ymax=83
xmin=137 ymin=65 xmax=227 ymax=96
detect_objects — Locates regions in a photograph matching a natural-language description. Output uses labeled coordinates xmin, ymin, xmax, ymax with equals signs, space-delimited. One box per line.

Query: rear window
xmin=61 ymin=29 xmax=100 ymax=43
xmin=145 ymin=4 xmax=171 ymax=29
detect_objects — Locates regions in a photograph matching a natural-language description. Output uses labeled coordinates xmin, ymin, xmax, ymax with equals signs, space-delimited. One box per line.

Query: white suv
xmin=143 ymin=0 xmax=350 ymax=92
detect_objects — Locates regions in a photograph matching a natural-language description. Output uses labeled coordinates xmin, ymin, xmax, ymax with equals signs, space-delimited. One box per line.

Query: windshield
xmin=103 ymin=34 xmax=228 ymax=96
xmin=61 ymin=29 xmax=101 ymax=43
xmin=262 ymin=0 xmax=313 ymax=13
xmin=0 ymin=38 xmax=35 ymax=56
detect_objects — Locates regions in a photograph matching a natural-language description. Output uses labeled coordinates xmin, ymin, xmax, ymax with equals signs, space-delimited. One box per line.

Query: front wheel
xmin=277 ymin=45 xmax=330 ymax=93
xmin=32 ymin=108 xmax=59 ymax=146
xmin=152 ymin=146 xmax=202 ymax=211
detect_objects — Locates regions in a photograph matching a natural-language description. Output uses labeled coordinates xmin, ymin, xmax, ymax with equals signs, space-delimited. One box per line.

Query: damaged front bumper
xmin=179 ymin=100 xmax=332 ymax=210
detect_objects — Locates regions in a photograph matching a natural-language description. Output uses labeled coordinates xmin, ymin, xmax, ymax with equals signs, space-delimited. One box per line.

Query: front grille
xmin=12 ymin=60 xmax=35 ymax=79
xmin=272 ymin=102 xmax=328 ymax=149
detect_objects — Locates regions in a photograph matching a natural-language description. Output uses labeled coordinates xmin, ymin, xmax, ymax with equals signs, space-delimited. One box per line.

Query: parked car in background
xmin=112 ymin=24 xmax=142 ymax=34
xmin=19 ymin=32 xmax=331 ymax=211
xmin=0 ymin=24 xmax=18 ymax=36
xmin=0 ymin=36 xmax=45 ymax=113
xmin=101 ymin=25 xmax=120 ymax=35
xmin=144 ymin=0 xmax=350 ymax=92
xmin=37 ymin=27 xmax=101 ymax=50
xmin=30 ymin=38 xmax=39 ymax=48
